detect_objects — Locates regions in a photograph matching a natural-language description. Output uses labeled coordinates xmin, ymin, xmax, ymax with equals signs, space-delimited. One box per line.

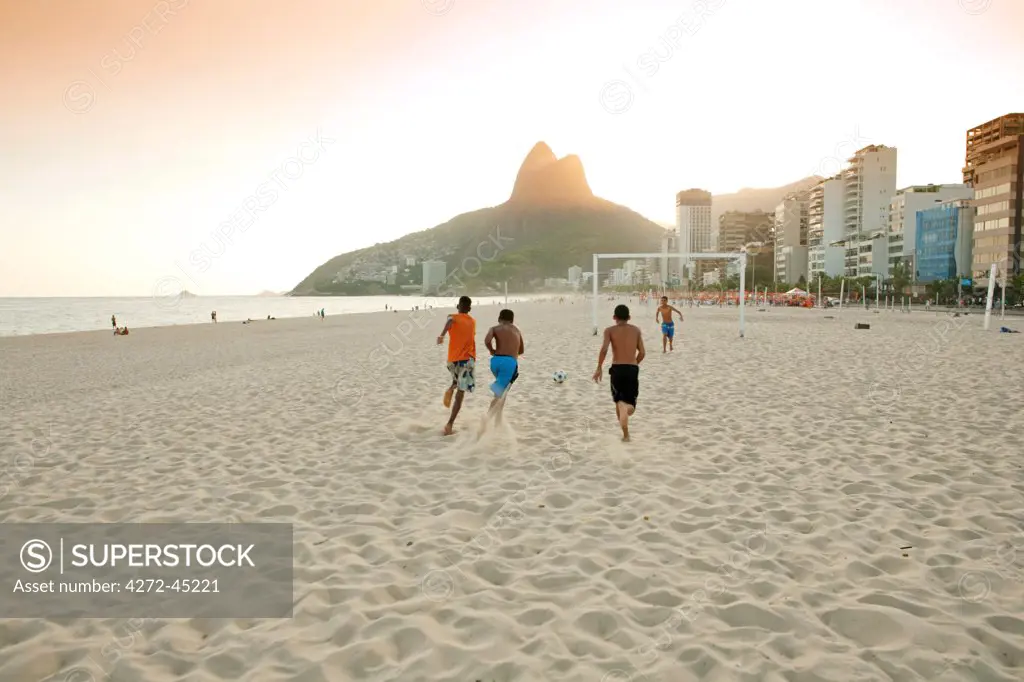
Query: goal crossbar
xmin=591 ymin=251 xmax=748 ymax=337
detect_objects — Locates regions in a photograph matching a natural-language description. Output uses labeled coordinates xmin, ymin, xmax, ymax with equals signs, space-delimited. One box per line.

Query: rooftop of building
xmin=967 ymin=113 xmax=1024 ymax=134
xmin=675 ymin=189 xmax=712 ymax=205
xmin=718 ymin=209 xmax=774 ymax=222
xmin=895 ymin=183 xmax=969 ymax=194
xmin=851 ymin=144 xmax=895 ymax=156
xmin=922 ymin=198 xmax=974 ymax=210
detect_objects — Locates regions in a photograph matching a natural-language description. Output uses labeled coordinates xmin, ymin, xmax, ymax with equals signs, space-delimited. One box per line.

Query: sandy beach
xmin=1 ymin=299 xmax=1023 ymax=681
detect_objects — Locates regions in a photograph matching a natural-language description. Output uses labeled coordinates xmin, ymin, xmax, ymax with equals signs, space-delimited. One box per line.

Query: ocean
xmin=0 ymin=294 xmax=542 ymax=337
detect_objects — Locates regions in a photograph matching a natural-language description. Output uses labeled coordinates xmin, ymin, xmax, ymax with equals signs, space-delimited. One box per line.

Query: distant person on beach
xmin=593 ymin=304 xmax=645 ymax=441
xmin=437 ymin=295 xmax=475 ymax=436
xmin=211 ymin=311 xmax=217 ymax=323
xmin=111 ymin=314 xmax=116 ymax=329
xmin=484 ymin=309 xmax=523 ymax=423
xmin=655 ymin=296 xmax=683 ymax=352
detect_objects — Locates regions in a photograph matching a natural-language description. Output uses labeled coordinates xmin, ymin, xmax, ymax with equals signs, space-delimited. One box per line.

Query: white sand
xmin=1 ymin=300 xmax=1023 ymax=681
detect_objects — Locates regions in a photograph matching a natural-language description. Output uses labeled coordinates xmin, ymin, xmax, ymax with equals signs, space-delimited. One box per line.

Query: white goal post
xmin=591 ymin=251 xmax=749 ymax=337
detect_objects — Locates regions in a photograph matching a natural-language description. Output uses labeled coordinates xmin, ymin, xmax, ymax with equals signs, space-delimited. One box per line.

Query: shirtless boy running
xmin=655 ymin=296 xmax=683 ymax=352
xmin=483 ymin=309 xmax=523 ymax=423
xmin=592 ymin=304 xmax=645 ymax=441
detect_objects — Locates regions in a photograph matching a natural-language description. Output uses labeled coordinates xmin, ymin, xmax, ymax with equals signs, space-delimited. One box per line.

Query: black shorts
xmin=609 ymin=364 xmax=639 ymax=406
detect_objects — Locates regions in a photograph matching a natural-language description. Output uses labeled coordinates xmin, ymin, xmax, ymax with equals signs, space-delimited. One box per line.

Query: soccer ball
xmin=552 ymin=370 xmax=567 ymax=383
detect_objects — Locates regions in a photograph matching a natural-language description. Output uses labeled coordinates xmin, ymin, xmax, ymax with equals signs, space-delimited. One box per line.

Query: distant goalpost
xmin=591 ymin=251 xmax=749 ymax=337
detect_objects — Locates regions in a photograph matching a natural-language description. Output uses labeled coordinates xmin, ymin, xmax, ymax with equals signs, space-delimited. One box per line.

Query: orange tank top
xmin=447 ymin=313 xmax=476 ymax=362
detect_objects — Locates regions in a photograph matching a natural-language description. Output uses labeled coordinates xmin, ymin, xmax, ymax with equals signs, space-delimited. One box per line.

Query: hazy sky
xmin=1 ymin=0 xmax=1021 ymax=296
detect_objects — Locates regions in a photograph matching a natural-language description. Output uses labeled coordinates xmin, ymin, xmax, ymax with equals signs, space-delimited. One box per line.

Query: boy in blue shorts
xmin=483 ymin=309 xmax=523 ymax=423
xmin=655 ymin=296 xmax=683 ymax=352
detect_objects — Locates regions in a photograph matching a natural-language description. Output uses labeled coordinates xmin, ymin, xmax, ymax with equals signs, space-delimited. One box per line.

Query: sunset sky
xmin=1 ymin=0 xmax=1021 ymax=296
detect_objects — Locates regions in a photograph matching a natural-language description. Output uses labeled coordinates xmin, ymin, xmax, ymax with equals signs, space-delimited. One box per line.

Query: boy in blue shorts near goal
xmin=655 ymin=296 xmax=683 ymax=352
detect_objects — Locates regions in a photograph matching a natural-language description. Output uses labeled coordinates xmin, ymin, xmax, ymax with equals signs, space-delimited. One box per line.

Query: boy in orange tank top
xmin=436 ymin=295 xmax=476 ymax=435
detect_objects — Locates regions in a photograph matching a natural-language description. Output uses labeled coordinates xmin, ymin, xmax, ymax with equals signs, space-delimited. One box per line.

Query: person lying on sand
xmin=484 ymin=308 xmax=523 ymax=424
xmin=437 ymin=296 xmax=476 ymax=436
xmin=593 ymin=304 xmax=644 ymax=441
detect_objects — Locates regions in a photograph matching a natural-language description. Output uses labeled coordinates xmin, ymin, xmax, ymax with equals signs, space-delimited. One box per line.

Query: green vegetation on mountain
xmin=291 ymin=202 xmax=665 ymax=295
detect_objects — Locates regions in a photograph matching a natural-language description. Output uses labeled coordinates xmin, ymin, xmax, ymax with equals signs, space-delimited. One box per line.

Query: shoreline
xmin=0 ymin=307 xmax=462 ymax=345
xmin=2 ymin=295 xmax=1015 ymax=341
xmin=0 ymin=294 xmax=552 ymax=340
xmin=0 ymin=298 xmax=562 ymax=345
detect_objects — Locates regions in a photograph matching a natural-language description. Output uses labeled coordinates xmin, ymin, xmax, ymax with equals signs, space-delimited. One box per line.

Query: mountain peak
xmin=525 ymin=141 xmax=556 ymax=164
xmin=509 ymin=142 xmax=594 ymax=206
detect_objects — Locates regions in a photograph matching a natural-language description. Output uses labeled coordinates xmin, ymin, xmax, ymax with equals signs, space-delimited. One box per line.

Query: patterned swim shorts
xmin=447 ymin=358 xmax=476 ymax=392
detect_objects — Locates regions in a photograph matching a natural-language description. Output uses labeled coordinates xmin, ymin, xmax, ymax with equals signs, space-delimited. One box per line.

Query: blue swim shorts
xmin=661 ymin=321 xmax=674 ymax=339
xmin=489 ymin=355 xmax=519 ymax=398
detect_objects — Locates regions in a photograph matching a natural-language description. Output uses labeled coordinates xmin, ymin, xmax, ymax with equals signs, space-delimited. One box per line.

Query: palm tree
xmin=1011 ymin=273 xmax=1024 ymax=306
xmin=890 ymin=258 xmax=912 ymax=296
xmin=925 ymin=278 xmax=958 ymax=304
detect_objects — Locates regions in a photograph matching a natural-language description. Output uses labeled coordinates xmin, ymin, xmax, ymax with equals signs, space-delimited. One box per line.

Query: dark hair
xmin=498 ymin=309 xmax=514 ymax=322
xmin=660 ymin=296 xmax=668 ymax=301
xmin=614 ymin=304 xmax=630 ymax=320
xmin=457 ymin=295 xmax=471 ymax=311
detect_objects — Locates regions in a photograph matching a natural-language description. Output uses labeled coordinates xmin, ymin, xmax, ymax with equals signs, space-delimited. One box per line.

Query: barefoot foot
xmin=616 ymin=403 xmax=630 ymax=437
xmin=442 ymin=423 xmax=454 ymax=436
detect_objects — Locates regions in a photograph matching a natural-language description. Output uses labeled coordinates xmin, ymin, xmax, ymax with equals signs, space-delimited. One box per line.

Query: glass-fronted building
xmin=915 ymin=200 xmax=974 ymax=282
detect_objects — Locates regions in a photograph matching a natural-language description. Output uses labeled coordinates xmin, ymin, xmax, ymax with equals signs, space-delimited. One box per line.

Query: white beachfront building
xmin=839 ymin=145 xmax=897 ymax=278
xmin=421 ymin=260 xmax=446 ymax=294
xmin=774 ymin=190 xmax=809 ymax=283
xmin=807 ymin=176 xmax=846 ymax=280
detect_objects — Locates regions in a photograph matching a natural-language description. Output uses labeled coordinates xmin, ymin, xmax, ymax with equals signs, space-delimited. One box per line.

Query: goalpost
xmin=591 ymin=251 xmax=749 ymax=337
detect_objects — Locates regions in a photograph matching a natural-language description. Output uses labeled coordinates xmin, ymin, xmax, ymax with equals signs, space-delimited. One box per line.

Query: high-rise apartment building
xmin=718 ymin=210 xmax=774 ymax=282
xmin=808 ymin=176 xmax=846 ymax=279
xmin=421 ymin=260 xmax=447 ymax=293
xmin=774 ymin=190 xmax=809 ymax=283
xmin=718 ymin=210 xmax=774 ymax=252
xmin=887 ymin=184 xmax=973 ymax=277
xmin=962 ymin=113 xmax=1023 ymax=281
xmin=840 ymin=145 xmax=897 ymax=278
xmin=568 ymin=265 xmax=582 ymax=287
xmin=675 ymin=189 xmax=713 ymax=281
